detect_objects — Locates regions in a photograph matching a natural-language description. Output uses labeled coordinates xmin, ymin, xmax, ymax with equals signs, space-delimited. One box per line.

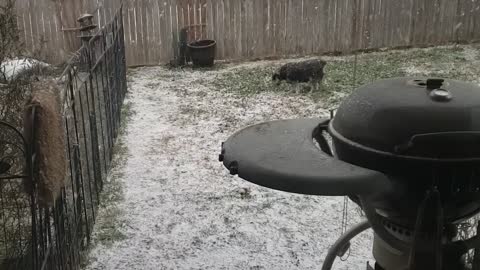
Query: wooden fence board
xmin=134 ymin=0 xmax=143 ymax=65
xmin=236 ymin=0 xmax=243 ymax=58
xmin=216 ymin=0 xmax=224 ymax=59
xmin=125 ymin=2 xmax=135 ymax=65
xmin=266 ymin=0 xmax=273 ymax=55
xmin=10 ymin=0 xmax=480 ymax=66
xmin=456 ymin=0 xmax=466 ymax=42
xmin=223 ymin=0 xmax=231 ymax=59
xmin=251 ymin=0 xmax=260 ymax=57
xmin=474 ymin=0 xmax=480 ymax=40
xmin=316 ymin=0 xmax=324 ymax=52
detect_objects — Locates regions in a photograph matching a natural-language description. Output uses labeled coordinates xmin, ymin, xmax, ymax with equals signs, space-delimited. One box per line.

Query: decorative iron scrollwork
xmin=0 ymin=121 xmax=27 ymax=180
xmin=0 ymin=121 xmax=31 ymax=269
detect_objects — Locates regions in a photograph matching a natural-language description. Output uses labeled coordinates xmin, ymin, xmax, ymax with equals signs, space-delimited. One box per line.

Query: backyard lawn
xmin=84 ymin=44 xmax=480 ymax=270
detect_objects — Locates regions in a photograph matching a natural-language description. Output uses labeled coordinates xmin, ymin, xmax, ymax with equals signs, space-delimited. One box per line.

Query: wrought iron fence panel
xmin=0 ymin=4 xmax=127 ymax=270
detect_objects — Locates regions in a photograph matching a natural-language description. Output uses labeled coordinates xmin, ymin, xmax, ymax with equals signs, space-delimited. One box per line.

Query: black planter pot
xmin=187 ymin=39 xmax=216 ymax=67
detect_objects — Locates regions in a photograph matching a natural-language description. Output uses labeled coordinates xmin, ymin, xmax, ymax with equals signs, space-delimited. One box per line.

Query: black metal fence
xmin=0 ymin=5 xmax=127 ymax=270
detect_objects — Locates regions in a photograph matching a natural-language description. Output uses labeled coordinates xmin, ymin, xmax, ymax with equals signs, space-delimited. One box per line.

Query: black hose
xmin=321 ymin=220 xmax=371 ymax=270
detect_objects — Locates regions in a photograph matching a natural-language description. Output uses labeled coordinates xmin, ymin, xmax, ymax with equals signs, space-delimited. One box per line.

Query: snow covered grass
xmin=86 ymin=102 xmax=135 ymax=248
xmin=84 ymin=44 xmax=480 ymax=270
xmin=211 ymin=44 xmax=480 ymax=108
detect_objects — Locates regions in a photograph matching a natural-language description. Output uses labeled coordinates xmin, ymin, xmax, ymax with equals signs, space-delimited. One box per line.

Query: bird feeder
xmin=77 ymin=13 xmax=97 ymax=44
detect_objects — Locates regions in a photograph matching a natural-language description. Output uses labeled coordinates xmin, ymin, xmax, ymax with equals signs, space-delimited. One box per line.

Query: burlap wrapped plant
xmin=23 ymin=80 xmax=66 ymax=207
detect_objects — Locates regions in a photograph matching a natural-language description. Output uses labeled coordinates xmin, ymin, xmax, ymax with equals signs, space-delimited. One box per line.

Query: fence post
xmin=25 ymin=108 xmax=39 ymax=270
xmin=78 ymin=13 xmax=103 ymax=199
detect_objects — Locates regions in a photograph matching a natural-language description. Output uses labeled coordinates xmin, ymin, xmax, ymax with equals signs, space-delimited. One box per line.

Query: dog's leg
xmin=308 ymin=78 xmax=317 ymax=94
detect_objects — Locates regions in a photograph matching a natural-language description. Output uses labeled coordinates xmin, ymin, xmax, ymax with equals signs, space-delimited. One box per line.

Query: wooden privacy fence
xmin=12 ymin=0 xmax=480 ymax=67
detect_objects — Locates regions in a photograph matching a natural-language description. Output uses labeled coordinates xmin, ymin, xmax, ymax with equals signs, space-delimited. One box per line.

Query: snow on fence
xmin=11 ymin=0 xmax=480 ymax=67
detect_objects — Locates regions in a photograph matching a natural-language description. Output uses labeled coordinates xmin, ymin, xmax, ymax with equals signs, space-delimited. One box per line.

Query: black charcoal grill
xmin=219 ymin=77 xmax=480 ymax=270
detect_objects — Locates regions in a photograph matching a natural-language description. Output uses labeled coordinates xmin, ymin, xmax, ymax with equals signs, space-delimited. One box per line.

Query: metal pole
xmin=321 ymin=220 xmax=371 ymax=270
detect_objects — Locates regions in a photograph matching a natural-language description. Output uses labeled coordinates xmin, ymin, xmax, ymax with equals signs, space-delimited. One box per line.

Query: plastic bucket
xmin=187 ymin=40 xmax=217 ymax=67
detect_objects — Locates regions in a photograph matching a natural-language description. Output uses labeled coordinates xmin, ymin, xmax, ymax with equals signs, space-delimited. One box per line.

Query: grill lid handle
xmin=220 ymin=118 xmax=391 ymax=196
xmin=395 ymin=131 xmax=480 ymax=159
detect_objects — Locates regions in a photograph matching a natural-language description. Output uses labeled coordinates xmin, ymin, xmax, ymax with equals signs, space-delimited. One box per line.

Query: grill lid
xmin=330 ymin=77 xmax=480 ymax=159
xmin=220 ymin=118 xmax=391 ymax=196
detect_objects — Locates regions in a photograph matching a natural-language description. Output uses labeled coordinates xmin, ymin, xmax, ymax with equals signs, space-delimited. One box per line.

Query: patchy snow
xmin=463 ymin=46 xmax=479 ymax=62
xmin=0 ymin=58 xmax=49 ymax=81
xmin=84 ymin=44 xmax=480 ymax=270
xmin=401 ymin=65 xmax=425 ymax=76
xmin=84 ymin=64 xmax=373 ymax=270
